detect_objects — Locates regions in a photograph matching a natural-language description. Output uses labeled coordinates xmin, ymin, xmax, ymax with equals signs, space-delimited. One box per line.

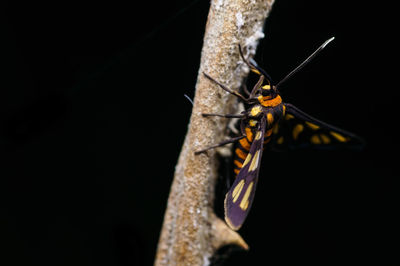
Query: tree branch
xmin=155 ymin=0 xmax=275 ymax=265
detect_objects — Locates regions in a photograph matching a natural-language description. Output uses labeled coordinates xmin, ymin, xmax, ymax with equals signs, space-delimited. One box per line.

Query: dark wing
xmin=224 ymin=116 xmax=266 ymax=231
xmin=270 ymin=103 xmax=365 ymax=151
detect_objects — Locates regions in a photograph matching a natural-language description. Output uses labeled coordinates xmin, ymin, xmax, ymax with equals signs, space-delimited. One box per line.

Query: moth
xmin=195 ymin=37 xmax=364 ymax=230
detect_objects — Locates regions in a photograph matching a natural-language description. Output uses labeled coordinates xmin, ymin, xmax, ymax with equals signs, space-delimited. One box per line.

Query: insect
xmin=195 ymin=37 xmax=364 ymax=230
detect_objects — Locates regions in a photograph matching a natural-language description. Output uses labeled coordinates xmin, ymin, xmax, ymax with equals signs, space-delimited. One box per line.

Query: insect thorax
xmin=245 ymin=95 xmax=285 ymax=130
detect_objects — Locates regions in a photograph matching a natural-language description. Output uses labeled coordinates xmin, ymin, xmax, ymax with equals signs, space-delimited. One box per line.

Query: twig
xmin=155 ymin=0 xmax=275 ymax=265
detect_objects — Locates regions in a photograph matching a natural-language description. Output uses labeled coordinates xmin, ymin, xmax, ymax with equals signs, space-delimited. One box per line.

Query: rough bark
xmin=155 ymin=0 xmax=275 ymax=265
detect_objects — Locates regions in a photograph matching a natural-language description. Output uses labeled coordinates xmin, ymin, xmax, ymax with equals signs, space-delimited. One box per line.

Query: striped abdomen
xmin=233 ymin=103 xmax=284 ymax=176
xmin=233 ymin=134 xmax=251 ymax=176
xmin=233 ymin=125 xmax=275 ymax=176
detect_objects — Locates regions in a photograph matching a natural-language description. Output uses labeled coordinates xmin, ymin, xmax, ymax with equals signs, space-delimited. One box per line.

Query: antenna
xmin=275 ymin=37 xmax=335 ymax=88
xmin=238 ymin=44 xmax=274 ymax=83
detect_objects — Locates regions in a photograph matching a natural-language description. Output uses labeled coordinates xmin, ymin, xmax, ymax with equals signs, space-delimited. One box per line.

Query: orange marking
xmin=234 ymin=160 xmax=243 ymax=168
xmin=265 ymin=128 xmax=273 ymax=137
xmin=234 ymin=168 xmax=240 ymax=175
xmin=239 ymin=138 xmax=251 ymax=151
xmin=245 ymin=127 xmax=253 ymax=142
xmin=267 ymin=113 xmax=274 ymax=125
xmin=263 ymin=138 xmax=271 ymax=144
xmin=235 ymin=148 xmax=247 ymax=160
xmin=258 ymin=95 xmax=282 ymax=107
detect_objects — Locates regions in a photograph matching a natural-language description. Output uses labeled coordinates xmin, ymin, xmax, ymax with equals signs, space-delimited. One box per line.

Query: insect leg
xmin=194 ymin=135 xmax=245 ymax=155
xmin=242 ymin=83 xmax=251 ymax=96
xmin=202 ymin=113 xmax=244 ymax=118
xmin=203 ymin=72 xmax=248 ymax=102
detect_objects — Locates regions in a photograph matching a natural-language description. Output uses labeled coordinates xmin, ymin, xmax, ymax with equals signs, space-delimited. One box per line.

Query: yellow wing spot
xmin=310 ymin=134 xmax=321 ymax=144
xmin=242 ymin=153 xmax=252 ymax=167
xmin=232 ymin=179 xmax=245 ymax=203
xmin=277 ymin=136 xmax=284 ymax=144
xmin=249 ymin=150 xmax=260 ymax=172
xmin=292 ymin=124 xmax=304 ymax=140
xmin=272 ymin=124 xmax=279 ymax=134
xmin=240 ymin=181 xmax=254 ymax=210
xmin=330 ymin=131 xmax=348 ymax=142
xmin=320 ymin=134 xmax=331 ymax=144
xmin=245 ymin=127 xmax=254 ymax=142
xmin=282 ymin=104 xmax=286 ymax=116
xmin=249 ymin=119 xmax=257 ymax=127
xmin=267 ymin=113 xmax=274 ymax=125
xmin=254 ymin=131 xmax=262 ymax=141
xmin=241 ymin=198 xmax=249 ymax=210
xmin=285 ymin=114 xmax=295 ymax=120
xmin=250 ymin=105 xmax=262 ymax=117
xmin=235 ymin=148 xmax=247 ymax=160
xmin=305 ymin=121 xmax=320 ymax=130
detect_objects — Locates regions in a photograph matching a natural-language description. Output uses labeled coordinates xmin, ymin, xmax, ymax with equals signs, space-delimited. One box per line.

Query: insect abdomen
xmin=233 ymin=129 xmax=252 ymax=176
xmin=233 ymin=111 xmax=279 ymax=176
xmin=233 ymin=146 xmax=248 ymax=175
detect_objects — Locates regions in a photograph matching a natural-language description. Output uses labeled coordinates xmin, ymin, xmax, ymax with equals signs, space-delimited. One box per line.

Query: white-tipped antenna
xmin=321 ymin=36 xmax=335 ymax=48
xmin=276 ymin=36 xmax=335 ymax=88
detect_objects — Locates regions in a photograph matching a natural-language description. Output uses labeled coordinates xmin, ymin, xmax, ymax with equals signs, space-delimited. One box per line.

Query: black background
xmin=1 ymin=0 xmax=398 ymax=265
